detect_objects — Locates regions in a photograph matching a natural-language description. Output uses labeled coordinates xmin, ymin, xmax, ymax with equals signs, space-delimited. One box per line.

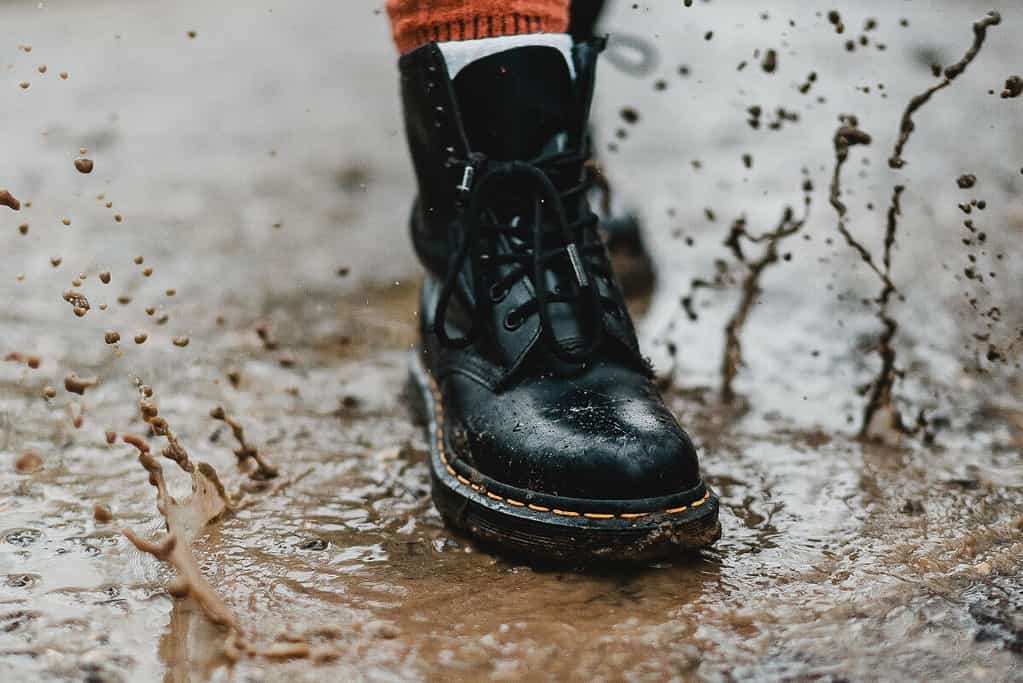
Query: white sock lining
xmin=438 ymin=33 xmax=575 ymax=80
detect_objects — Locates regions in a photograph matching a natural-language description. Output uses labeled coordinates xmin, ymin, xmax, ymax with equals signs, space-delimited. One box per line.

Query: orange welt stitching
xmin=425 ymin=370 xmax=710 ymax=520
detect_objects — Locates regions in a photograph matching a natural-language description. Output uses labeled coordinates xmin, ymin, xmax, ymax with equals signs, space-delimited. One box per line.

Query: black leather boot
xmin=399 ymin=39 xmax=720 ymax=562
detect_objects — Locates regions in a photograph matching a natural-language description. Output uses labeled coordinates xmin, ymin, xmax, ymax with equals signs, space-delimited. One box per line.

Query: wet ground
xmin=3 ymin=1 xmax=1023 ymax=681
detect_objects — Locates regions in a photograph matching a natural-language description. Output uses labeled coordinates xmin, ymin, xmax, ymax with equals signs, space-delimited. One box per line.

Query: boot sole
xmin=408 ymin=349 xmax=721 ymax=564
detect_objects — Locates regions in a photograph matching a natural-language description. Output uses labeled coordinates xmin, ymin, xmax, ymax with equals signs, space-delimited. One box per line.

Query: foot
xmin=399 ymin=37 xmax=719 ymax=562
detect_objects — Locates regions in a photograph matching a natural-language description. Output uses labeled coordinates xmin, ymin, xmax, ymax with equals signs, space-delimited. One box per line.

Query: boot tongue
xmin=451 ymin=45 xmax=576 ymax=160
xmin=450 ymin=44 xmax=598 ymax=371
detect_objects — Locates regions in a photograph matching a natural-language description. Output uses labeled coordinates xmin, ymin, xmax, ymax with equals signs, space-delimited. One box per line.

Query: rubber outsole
xmin=408 ymin=349 xmax=721 ymax=563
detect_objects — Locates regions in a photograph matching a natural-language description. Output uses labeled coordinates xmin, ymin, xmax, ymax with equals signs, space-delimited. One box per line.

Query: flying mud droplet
xmin=797 ymin=71 xmax=814 ymax=94
xmin=27 ymin=356 xmax=40 ymax=369
xmin=99 ymin=271 xmax=111 ymax=284
xmin=105 ymin=430 xmax=117 ymax=445
xmin=1000 ymin=75 xmax=1022 ymax=99
xmin=620 ymin=107 xmax=639 ymax=125
xmin=37 ymin=65 xmax=46 ymax=74
xmin=134 ymin=256 xmax=144 ymax=265
xmin=59 ymin=72 xmax=68 ymax=80
xmin=761 ymin=48 xmax=778 ymax=74
xmin=15 ymin=451 xmax=43 ymax=474
xmin=43 ymin=386 xmax=56 ymax=399
xmin=827 ymin=10 xmax=844 ymax=34
xmin=18 ymin=223 xmax=28 ymax=235
xmin=957 ymin=174 xmax=977 ymax=189
xmin=117 ymin=295 xmax=132 ymax=305
xmin=0 ymin=189 xmax=21 ymax=211
xmin=62 ymin=289 xmax=90 ymax=313
xmin=134 ymin=333 xmax=148 ymax=344
xmin=64 ymin=374 xmax=97 ymax=395
xmin=93 ymin=504 xmax=113 ymax=524
xmin=50 ymin=257 xmax=62 ymax=267
xmin=142 ymin=267 xmax=153 ymax=277
xmin=255 ymin=327 xmax=279 ymax=351
xmin=61 ymin=217 xmax=71 ymax=226
xmin=104 ymin=331 xmax=120 ymax=345
xmin=187 ymin=30 xmax=197 ymax=39
xmin=18 ymin=82 xmax=30 ymax=90
xmin=172 ymin=336 xmax=190 ymax=348
xmin=74 ymin=157 xmax=94 ymax=174
xmin=69 ymin=403 xmax=84 ymax=429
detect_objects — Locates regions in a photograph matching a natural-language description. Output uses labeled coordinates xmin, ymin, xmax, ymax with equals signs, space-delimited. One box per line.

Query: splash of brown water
xmin=121 ymin=383 xmax=236 ymax=626
xmin=720 ymin=177 xmax=813 ymax=403
xmin=121 ymin=440 xmax=235 ymax=627
xmin=120 ymin=383 xmax=327 ymax=666
xmin=828 ymin=118 xmax=921 ymax=442
xmin=889 ymin=11 xmax=1002 ymax=169
xmin=835 ymin=11 xmax=1003 ymax=441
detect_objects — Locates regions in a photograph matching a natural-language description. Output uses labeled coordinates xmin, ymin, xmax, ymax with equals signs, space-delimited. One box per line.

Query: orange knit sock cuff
xmin=385 ymin=0 xmax=570 ymax=54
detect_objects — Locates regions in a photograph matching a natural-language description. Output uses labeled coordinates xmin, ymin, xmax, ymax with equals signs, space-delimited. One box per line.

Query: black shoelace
xmin=434 ymin=150 xmax=618 ymax=365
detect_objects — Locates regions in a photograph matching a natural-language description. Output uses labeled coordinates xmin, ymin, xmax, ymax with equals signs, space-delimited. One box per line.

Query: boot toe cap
xmin=450 ymin=369 xmax=703 ymax=501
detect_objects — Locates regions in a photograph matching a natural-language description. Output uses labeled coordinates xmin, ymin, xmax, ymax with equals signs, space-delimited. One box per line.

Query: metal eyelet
xmin=489 ymin=283 xmax=508 ymax=303
xmin=503 ymin=311 xmax=524 ymax=331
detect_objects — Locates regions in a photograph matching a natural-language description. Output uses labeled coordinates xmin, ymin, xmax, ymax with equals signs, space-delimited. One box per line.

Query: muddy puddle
xmin=3 ymin=1 xmax=1023 ymax=681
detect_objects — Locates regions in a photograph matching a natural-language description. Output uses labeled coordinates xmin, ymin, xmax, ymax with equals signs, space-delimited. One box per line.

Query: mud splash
xmin=117 ymin=383 xmax=347 ymax=666
xmin=826 ymin=10 xmax=1004 ymax=442
xmin=720 ymin=176 xmax=812 ymax=403
xmin=889 ymin=11 xmax=1002 ymax=169
xmin=120 ymin=429 xmax=235 ymax=628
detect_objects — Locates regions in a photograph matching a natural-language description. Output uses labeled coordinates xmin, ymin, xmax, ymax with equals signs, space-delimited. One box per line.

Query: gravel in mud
xmin=2 ymin=2 xmax=1022 ymax=682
